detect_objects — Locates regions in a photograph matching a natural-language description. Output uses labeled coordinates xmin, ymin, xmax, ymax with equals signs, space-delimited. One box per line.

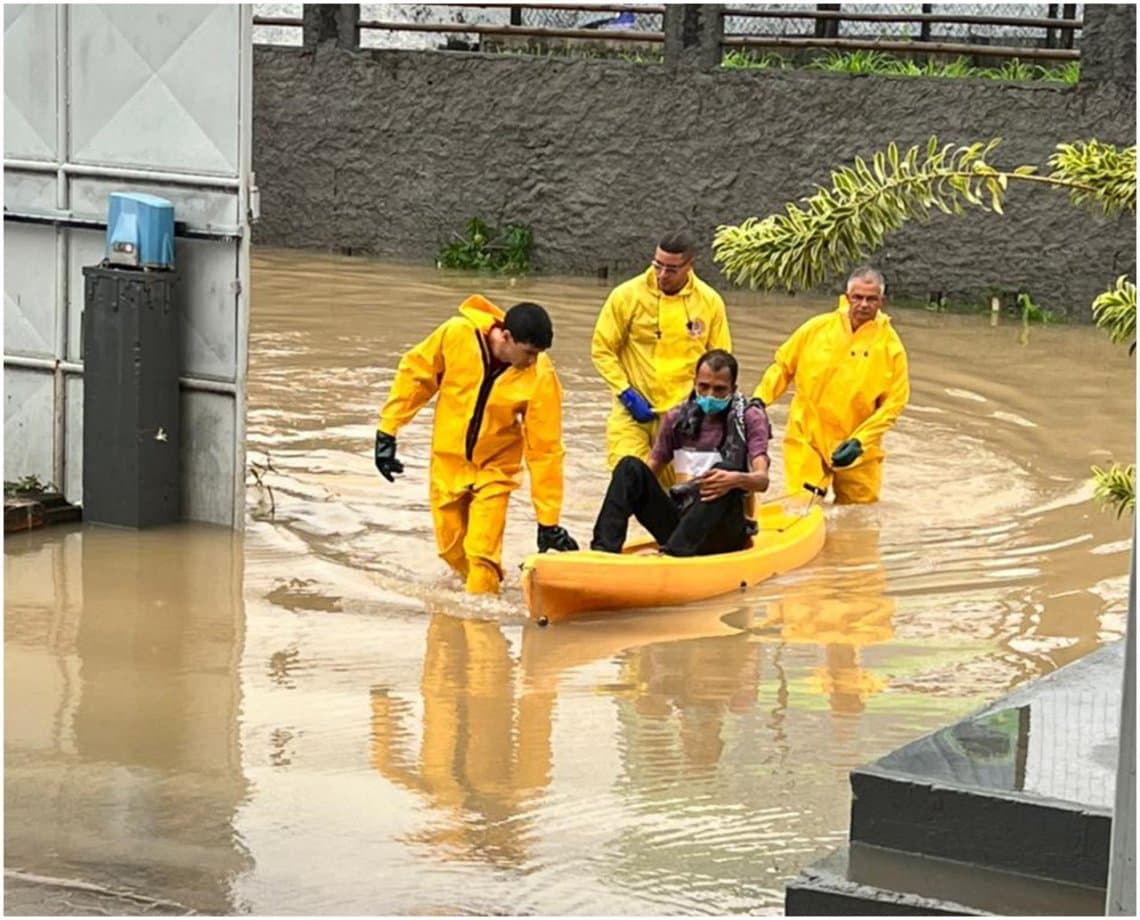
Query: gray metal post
xmin=663 ymin=4 xmax=724 ymax=71
xmin=1107 ymin=525 xmax=1136 ymax=915
xmin=303 ymin=4 xmax=359 ymax=50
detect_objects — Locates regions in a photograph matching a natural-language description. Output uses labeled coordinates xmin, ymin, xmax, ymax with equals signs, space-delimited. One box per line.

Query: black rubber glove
xmin=537 ymin=524 xmax=579 ymax=553
xmin=374 ymin=431 xmax=404 ymax=482
xmin=830 ymin=438 xmax=863 ymax=468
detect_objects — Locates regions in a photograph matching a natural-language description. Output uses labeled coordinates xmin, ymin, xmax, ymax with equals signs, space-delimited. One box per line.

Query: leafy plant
xmin=438 ymin=216 xmax=533 ymax=274
xmin=713 ymin=137 xmax=1132 ymax=294
xmin=938 ymin=56 xmax=983 ymax=79
xmin=1039 ymin=60 xmax=1081 ymax=84
xmin=1049 ymin=141 xmax=1137 ymax=216
xmin=713 ymin=135 xmax=1136 ymax=516
xmin=807 ymin=49 xmax=896 ymax=75
xmin=989 ymin=58 xmax=1036 ymax=81
xmin=1092 ymin=275 xmax=1137 ymax=352
xmin=1017 ymin=291 xmax=1054 ymax=324
xmin=882 ymin=57 xmax=927 ymax=77
xmin=4 ymin=474 xmax=56 ymax=497
xmin=714 ymin=138 xmax=1021 ymax=292
xmin=722 ymin=49 xmax=788 ymax=70
xmin=1092 ymin=464 xmax=1136 ymax=518
xmin=792 ymin=50 xmax=1068 ymax=83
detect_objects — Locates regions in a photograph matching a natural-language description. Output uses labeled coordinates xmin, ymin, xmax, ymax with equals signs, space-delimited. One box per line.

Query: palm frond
xmin=1091 ymin=463 xmax=1136 ymax=518
xmin=712 ymin=137 xmax=1016 ymax=291
xmin=1091 ymin=275 xmax=1137 ymax=352
xmin=1048 ymin=140 xmax=1137 ymax=216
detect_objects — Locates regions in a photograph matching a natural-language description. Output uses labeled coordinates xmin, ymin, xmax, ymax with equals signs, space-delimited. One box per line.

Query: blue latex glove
xmin=619 ymin=387 xmax=656 ymax=423
xmin=830 ymin=438 xmax=863 ymax=468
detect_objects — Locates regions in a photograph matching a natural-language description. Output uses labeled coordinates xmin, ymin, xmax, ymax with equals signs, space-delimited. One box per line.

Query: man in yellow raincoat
xmin=592 ymin=230 xmax=732 ymax=481
xmin=755 ymin=266 xmax=909 ymax=503
xmin=375 ymin=296 xmax=578 ymax=594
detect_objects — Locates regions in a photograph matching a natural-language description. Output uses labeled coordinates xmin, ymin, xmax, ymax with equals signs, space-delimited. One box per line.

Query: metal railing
xmin=356 ymin=3 xmax=665 ymax=51
xmin=252 ymin=3 xmax=1082 ymax=63
xmin=722 ymin=4 xmax=1082 ymax=61
xmin=252 ymin=4 xmax=302 ymax=46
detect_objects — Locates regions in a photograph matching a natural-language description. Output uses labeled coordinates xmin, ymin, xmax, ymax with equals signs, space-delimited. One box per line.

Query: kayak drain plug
xmin=538 ymin=616 xmax=549 ymax=627
xmin=740 ymin=581 xmax=747 ymax=591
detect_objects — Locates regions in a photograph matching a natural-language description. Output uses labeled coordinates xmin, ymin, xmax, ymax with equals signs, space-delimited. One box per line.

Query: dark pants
xmin=590 ymin=456 xmax=748 ymax=557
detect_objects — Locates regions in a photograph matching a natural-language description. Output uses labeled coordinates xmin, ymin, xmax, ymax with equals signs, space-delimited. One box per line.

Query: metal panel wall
xmin=3 ymin=4 xmax=253 ymax=528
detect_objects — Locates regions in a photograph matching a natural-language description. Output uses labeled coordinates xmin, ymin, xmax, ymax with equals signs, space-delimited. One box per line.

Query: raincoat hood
xmin=457 ymin=294 xmax=505 ymax=333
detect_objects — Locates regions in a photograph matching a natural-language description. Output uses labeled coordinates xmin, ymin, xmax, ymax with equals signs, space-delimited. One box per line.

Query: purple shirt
xmin=650 ymin=404 xmax=770 ymax=476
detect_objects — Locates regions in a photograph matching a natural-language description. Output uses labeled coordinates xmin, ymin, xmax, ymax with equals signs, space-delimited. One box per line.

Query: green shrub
xmin=438 ymin=217 xmax=533 ymax=274
xmin=721 ymin=49 xmax=1077 ymax=84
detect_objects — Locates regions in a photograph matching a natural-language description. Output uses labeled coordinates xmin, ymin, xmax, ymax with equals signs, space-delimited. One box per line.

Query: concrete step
xmin=786 ymin=842 xmax=1105 ymax=916
xmin=848 ymin=641 xmax=1122 ymax=889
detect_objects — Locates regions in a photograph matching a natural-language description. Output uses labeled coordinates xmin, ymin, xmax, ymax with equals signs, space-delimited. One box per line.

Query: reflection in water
xmin=4 ymin=524 xmax=250 ymax=913
xmin=618 ymin=634 xmax=762 ymax=776
xmin=874 ymin=641 xmax=1122 ymax=809
xmin=370 ymin=613 xmax=552 ymax=868
xmin=886 ymin=705 xmax=1032 ymax=792
xmin=752 ymin=515 xmax=895 ymax=719
xmin=5 ymin=249 xmax=1133 ymax=915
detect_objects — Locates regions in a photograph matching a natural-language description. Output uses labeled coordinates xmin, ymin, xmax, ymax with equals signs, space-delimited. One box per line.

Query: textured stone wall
xmin=252 ymin=22 xmax=1135 ymax=317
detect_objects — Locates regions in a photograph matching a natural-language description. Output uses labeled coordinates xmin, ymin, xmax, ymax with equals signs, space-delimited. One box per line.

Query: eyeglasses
xmin=651 ymin=258 xmax=692 ymax=275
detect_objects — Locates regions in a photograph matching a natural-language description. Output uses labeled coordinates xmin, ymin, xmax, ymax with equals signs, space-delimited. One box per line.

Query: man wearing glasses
xmin=591 ymin=230 xmax=732 ymax=485
xmin=754 ymin=266 xmax=909 ymax=503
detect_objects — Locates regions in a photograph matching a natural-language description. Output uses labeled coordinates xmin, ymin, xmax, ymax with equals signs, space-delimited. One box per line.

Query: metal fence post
xmin=1062 ymin=3 xmax=1078 ymax=50
xmin=303 ymin=4 xmax=359 ymax=50
xmin=664 ymin=4 xmax=724 ymax=71
xmin=815 ymin=4 xmax=840 ymax=40
xmin=336 ymin=5 xmax=360 ymax=50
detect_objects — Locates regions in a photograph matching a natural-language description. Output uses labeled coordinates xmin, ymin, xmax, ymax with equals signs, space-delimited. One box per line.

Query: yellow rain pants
xmin=755 ymin=299 xmax=908 ymax=503
xmin=592 ymin=267 xmax=731 ymax=477
xmin=754 ymin=523 xmax=894 ymax=715
xmin=370 ymin=614 xmax=555 ymax=858
xmin=378 ymin=295 xmax=566 ymax=593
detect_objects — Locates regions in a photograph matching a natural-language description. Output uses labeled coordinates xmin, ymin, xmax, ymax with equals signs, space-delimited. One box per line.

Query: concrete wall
xmin=251 ymin=6 xmax=1136 ymax=317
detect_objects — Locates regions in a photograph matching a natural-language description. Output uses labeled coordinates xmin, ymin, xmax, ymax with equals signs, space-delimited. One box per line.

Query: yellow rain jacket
xmin=756 ymin=298 xmax=908 ymax=502
xmin=377 ymin=295 xmax=566 ymax=583
xmin=592 ymin=267 xmax=731 ymax=471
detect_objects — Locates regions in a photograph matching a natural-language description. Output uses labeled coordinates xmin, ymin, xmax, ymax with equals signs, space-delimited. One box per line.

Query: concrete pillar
xmin=303 ymin=4 xmax=359 ymax=51
xmin=1078 ymin=4 xmax=1135 ymax=89
xmin=663 ymin=4 xmax=724 ymax=71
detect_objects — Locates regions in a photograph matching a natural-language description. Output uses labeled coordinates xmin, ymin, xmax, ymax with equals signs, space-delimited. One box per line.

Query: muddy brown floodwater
xmin=5 ymin=248 xmax=1134 ymax=914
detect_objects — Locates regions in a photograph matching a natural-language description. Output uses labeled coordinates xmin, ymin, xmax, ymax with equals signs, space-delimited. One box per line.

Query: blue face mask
xmin=696 ymin=394 xmax=731 ymax=415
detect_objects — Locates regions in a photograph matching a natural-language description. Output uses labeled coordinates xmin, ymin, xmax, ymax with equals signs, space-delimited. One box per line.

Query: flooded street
xmin=5 ymin=248 xmax=1135 ymax=914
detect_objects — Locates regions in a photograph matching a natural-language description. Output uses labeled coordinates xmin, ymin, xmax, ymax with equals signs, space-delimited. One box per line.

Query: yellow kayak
xmin=520 ymin=503 xmax=826 ymax=624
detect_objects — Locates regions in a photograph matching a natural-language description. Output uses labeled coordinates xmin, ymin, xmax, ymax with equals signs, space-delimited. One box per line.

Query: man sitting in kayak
xmin=588 ymin=349 xmax=771 ymax=556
